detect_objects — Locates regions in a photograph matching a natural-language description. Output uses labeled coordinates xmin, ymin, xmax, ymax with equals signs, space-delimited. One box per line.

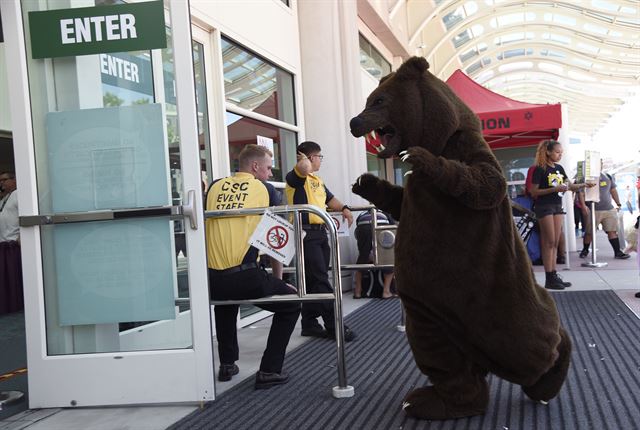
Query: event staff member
xmin=206 ymin=144 xmax=300 ymax=389
xmin=285 ymin=141 xmax=356 ymax=342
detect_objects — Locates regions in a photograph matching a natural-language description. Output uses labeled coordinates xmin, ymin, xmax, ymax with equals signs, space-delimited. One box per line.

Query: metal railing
xmin=334 ymin=205 xmax=404 ymax=331
xmin=337 ymin=205 xmax=395 ymax=270
xmin=194 ymin=204 xmax=354 ymax=399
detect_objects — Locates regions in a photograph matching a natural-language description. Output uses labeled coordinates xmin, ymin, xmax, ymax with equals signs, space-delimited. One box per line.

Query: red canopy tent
xmin=445 ymin=70 xmax=562 ymax=150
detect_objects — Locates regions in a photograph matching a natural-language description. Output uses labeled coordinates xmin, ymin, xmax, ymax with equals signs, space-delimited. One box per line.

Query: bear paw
xmin=402 ymin=386 xmax=487 ymax=421
xmin=399 ymin=147 xmax=436 ymax=177
xmin=352 ymin=173 xmax=381 ymax=202
xmin=522 ymin=327 xmax=572 ymax=402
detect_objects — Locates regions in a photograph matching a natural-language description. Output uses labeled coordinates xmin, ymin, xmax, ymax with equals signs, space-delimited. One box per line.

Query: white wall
xmin=0 ymin=43 xmax=11 ymax=132
xmin=297 ymin=1 xmax=366 ymax=198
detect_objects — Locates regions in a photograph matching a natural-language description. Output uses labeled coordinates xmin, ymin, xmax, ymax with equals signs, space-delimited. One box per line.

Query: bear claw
xmin=404 ymin=170 xmax=413 ymax=177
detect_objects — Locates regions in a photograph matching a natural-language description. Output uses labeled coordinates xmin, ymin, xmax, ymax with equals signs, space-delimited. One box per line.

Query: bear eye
xmin=373 ymin=97 xmax=384 ymax=106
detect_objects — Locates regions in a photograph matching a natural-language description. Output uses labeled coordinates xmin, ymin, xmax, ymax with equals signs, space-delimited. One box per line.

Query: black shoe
xmin=532 ymin=258 xmax=544 ymax=266
xmin=615 ymin=252 xmax=631 ymax=260
xmin=544 ymin=278 xmax=565 ymax=290
xmin=556 ymin=255 xmax=566 ymax=264
xmin=553 ymin=272 xmax=571 ymax=288
xmin=635 ymin=292 xmax=640 ymax=298
xmin=301 ymin=326 xmax=328 ymax=338
xmin=255 ymin=370 xmax=289 ymax=389
xmin=326 ymin=326 xmax=356 ymax=342
xmin=218 ymin=363 xmax=239 ymax=382
xmin=579 ymin=249 xmax=589 ymax=258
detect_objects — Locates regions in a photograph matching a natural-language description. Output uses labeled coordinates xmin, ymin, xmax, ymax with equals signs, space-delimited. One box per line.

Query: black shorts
xmin=354 ymin=224 xmax=393 ymax=274
xmin=534 ymin=203 xmax=565 ymax=219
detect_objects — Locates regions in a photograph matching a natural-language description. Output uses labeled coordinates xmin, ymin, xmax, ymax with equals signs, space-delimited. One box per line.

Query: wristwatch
xmin=341 ymin=205 xmax=351 ymax=211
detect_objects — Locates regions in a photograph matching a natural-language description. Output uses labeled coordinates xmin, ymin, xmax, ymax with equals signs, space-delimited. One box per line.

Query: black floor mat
xmin=169 ymin=291 xmax=640 ymax=430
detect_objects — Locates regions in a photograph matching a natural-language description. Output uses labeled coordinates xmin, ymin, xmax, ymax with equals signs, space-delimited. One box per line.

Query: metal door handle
xmin=19 ymin=190 xmax=199 ymax=228
xmin=182 ymin=189 xmax=198 ymax=230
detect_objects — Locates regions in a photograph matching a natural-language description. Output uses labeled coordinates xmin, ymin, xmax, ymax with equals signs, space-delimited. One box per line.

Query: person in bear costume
xmin=349 ymin=57 xmax=571 ymax=420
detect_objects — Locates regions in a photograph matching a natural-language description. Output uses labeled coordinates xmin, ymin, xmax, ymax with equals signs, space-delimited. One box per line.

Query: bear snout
xmin=349 ymin=116 xmax=365 ymax=136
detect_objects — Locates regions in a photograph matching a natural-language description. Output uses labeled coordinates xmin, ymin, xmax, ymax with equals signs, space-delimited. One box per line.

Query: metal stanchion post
xmin=562 ymin=209 xmax=571 ymax=271
xmin=582 ymin=201 xmax=608 ymax=268
xmin=323 ymin=211 xmax=355 ymax=399
xmin=293 ymin=210 xmax=306 ymax=298
xmin=397 ymin=304 xmax=406 ymax=332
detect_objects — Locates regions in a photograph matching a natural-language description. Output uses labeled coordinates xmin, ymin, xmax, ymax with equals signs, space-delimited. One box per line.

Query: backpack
xmin=525 ymin=165 xmax=538 ymax=200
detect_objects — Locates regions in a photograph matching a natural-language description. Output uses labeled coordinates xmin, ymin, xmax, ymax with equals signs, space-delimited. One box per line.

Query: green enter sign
xmin=29 ymin=1 xmax=166 ymax=59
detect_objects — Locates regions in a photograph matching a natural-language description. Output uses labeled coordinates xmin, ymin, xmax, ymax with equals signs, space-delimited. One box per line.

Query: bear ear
xmin=379 ymin=72 xmax=395 ymax=86
xmin=395 ymin=57 xmax=430 ymax=80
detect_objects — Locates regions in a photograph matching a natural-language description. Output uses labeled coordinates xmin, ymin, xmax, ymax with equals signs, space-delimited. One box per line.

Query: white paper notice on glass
xmin=249 ymin=211 xmax=302 ymax=265
xmin=256 ymin=135 xmax=275 ymax=167
xmin=330 ymin=214 xmax=350 ymax=237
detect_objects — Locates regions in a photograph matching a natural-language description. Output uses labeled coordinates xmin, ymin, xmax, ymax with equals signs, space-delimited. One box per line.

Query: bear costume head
xmin=349 ymin=57 xmax=483 ymax=159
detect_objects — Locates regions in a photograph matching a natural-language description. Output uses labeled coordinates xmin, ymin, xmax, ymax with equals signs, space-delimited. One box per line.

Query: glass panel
xmin=225 ymin=112 xmax=297 ymax=183
xmin=359 ymin=34 xmax=391 ymax=80
xmin=493 ymin=146 xmax=537 ymax=199
xmin=221 ymin=37 xmax=295 ymax=125
xmin=171 ymin=40 xmax=212 ymax=269
xmin=443 ymin=10 xmax=464 ymax=30
xmin=393 ymin=158 xmax=411 ymax=186
xmin=366 ymin=153 xmax=386 ymax=178
xmin=20 ymin=0 xmax=201 ymax=354
xmin=452 ymin=30 xmax=471 ymax=48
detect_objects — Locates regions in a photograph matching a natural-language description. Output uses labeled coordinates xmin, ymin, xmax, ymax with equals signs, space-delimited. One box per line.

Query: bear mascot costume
xmin=350 ymin=57 xmax=571 ymax=420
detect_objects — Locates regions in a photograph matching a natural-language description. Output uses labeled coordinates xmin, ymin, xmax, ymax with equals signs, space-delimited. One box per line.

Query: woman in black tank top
xmin=528 ymin=140 xmax=593 ymax=290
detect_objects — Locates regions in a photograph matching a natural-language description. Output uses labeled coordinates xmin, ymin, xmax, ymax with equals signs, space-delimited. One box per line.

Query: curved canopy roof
xmin=405 ymin=0 xmax=639 ymax=137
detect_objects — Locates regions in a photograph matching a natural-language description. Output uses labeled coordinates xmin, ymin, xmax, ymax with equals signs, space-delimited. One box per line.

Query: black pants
xmin=0 ymin=241 xmax=23 ymax=315
xmin=210 ymin=267 xmax=300 ymax=373
xmin=301 ymin=229 xmax=336 ymax=331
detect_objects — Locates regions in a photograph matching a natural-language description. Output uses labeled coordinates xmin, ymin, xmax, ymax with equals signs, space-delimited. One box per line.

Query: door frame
xmin=2 ymin=0 xmax=215 ymax=407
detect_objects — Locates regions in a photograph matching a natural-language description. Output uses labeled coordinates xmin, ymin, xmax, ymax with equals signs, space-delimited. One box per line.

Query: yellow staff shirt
xmin=285 ymin=167 xmax=334 ymax=225
xmin=205 ymin=172 xmax=280 ymax=270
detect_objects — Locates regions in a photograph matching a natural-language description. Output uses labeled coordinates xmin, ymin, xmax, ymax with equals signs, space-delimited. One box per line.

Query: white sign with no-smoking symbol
xmin=249 ymin=211 xmax=301 ymax=265
xmin=330 ymin=214 xmax=350 ymax=237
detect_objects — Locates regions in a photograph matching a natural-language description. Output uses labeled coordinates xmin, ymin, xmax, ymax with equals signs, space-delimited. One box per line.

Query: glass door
xmin=3 ymin=0 xmax=214 ymax=407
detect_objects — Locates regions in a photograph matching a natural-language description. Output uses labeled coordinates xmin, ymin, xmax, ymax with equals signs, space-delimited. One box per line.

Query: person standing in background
xmin=285 ymin=141 xmax=356 ymax=342
xmin=528 ymin=141 xmax=592 ymax=290
xmin=624 ymin=185 xmax=633 ymax=214
xmin=0 ymin=172 xmax=23 ymax=315
xmin=580 ymin=169 xmax=630 ymax=260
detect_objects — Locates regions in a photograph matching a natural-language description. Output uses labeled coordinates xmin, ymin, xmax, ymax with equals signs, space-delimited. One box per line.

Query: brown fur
xmin=351 ymin=57 xmax=571 ymax=420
